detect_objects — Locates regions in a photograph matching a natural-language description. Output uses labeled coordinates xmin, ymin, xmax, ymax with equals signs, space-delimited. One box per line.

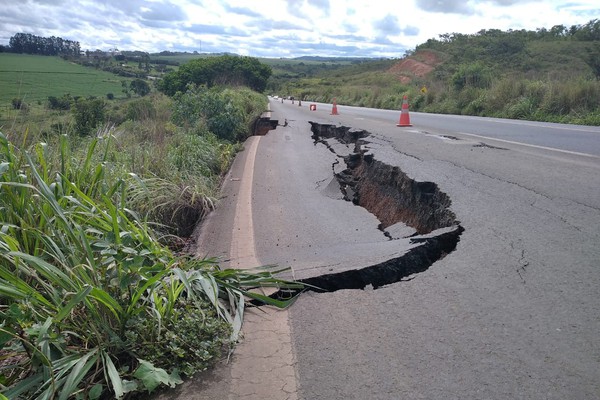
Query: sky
xmin=0 ymin=0 xmax=598 ymax=58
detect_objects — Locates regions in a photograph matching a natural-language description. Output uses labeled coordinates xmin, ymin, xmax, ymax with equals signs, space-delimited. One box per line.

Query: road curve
xmin=270 ymin=100 xmax=600 ymax=400
xmin=166 ymin=99 xmax=600 ymax=400
xmin=307 ymin=100 xmax=600 ymax=157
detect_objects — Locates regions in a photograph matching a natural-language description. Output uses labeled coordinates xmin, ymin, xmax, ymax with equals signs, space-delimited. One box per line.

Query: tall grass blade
xmin=54 ymin=285 xmax=93 ymax=322
xmin=58 ymin=350 xmax=99 ymax=400
xmin=101 ymin=350 xmax=124 ymax=399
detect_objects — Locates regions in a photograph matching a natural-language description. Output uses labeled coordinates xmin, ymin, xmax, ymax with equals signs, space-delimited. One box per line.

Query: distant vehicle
xmin=273 ymin=95 xmax=279 ymax=99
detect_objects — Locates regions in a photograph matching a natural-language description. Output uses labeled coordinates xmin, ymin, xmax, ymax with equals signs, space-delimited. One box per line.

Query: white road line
xmin=456 ymin=131 xmax=600 ymax=159
xmin=230 ymin=136 xmax=260 ymax=268
xmin=422 ymin=113 xmax=600 ymax=133
xmin=228 ymin=135 xmax=298 ymax=400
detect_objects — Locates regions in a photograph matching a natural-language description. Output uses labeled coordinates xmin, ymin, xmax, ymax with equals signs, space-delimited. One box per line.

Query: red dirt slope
xmin=387 ymin=50 xmax=443 ymax=84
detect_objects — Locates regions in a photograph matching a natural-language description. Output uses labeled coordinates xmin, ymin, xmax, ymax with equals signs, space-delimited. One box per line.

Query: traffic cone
xmin=397 ymin=95 xmax=412 ymax=127
xmin=331 ymin=98 xmax=339 ymax=115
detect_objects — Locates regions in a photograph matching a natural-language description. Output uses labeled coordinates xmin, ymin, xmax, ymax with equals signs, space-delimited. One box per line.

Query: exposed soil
xmin=387 ymin=49 xmax=444 ymax=83
xmin=255 ymin=122 xmax=464 ymax=301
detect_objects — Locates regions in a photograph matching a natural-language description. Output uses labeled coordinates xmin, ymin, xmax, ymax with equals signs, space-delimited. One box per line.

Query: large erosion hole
xmin=253 ymin=122 xmax=464 ymax=303
xmin=311 ymin=122 xmax=457 ymax=234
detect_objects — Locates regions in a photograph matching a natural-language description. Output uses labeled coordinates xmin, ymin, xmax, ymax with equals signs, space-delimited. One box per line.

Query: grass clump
xmin=0 ymin=132 xmax=301 ymax=399
xmin=0 ymin=55 xmax=297 ymax=397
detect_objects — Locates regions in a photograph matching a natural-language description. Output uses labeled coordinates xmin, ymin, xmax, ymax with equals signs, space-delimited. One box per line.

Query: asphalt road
xmin=307 ymin=100 xmax=600 ymax=157
xmin=190 ymin=100 xmax=600 ymax=399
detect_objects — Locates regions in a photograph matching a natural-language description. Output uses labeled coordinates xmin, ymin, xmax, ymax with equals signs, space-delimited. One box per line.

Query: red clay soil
xmin=387 ymin=50 xmax=442 ymax=83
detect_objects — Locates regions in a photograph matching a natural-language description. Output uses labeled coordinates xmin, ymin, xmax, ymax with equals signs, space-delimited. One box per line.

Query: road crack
xmin=254 ymin=122 xmax=465 ymax=301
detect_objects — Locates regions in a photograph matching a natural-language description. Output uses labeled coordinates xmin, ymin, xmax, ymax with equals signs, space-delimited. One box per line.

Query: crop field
xmin=0 ymin=53 xmax=127 ymax=106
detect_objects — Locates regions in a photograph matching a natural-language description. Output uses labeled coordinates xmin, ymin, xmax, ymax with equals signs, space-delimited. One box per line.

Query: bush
xmin=11 ymin=97 xmax=24 ymax=110
xmin=172 ymin=85 xmax=265 ymax=142
xmin=47 ymin=94 xmax=72 ymax=110
xmin=0 ymin=133 xmax=301 ymax=399
xmin=72 ymin=98 xmax=106 ymax=135
xmin=505 ymin=96 xmax=536 ymax=119
xmin=452 ymin=62 xmax=493 ymax=90
xmin=158 ymin=55 xmax=272 ymax=95
xmin=131 ymin=78 xmax=151 ymax=97
xmin=126 ymin=98 xmax=157 ymax=121
xmin=126 ymin=296 xmax=231 ymax=377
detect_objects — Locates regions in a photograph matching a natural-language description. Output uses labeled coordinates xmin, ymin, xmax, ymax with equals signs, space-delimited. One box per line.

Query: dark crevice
xmin=250 ymin=225 xmax=464 ymax=305
xmin=473 ymin=142 xmax=508 ymax=150
xmin=252 ymin=117 xmax=278 ymax=136
xmin=301 ymin=225 xmax=464 ymax=292
xmin=252 ymin=122 xmax=465 ymax=304
xmin=310 ymin=122 xmax=458 ymax=234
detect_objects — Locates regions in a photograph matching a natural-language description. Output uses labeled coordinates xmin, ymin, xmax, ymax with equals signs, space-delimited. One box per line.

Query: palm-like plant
xmin=0 ymin=133 xmax=301 ymax=399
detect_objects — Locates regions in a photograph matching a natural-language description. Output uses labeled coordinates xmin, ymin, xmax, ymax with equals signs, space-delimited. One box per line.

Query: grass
xmin=0 ymin=86 xmax=300 ymax=398
xmin=270 ymin=26 xmax=600 ymax=124
xmin=0 ymin=54 xmax=128 ymax=106
xmin=0 ymin=51 xmax=302 ymax=397
xmin=0 ymin=133 xmax=301 ymax=399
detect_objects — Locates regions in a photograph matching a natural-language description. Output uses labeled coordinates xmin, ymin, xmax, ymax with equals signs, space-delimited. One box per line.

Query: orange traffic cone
xmin=397 ymin=95 xmax=412 ymax=127
xmin=331 ymin=98 xmax=339 ymax=115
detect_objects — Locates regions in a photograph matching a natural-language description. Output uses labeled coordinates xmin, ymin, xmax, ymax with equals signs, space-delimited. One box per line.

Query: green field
xmin=0 ymin=53 xmax=128 ymax=106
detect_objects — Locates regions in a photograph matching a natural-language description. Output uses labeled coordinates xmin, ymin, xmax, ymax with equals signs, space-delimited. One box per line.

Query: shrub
xmin=131 ymin=78 xmax=151 ymax=97
xmin=125 ymin=296 xmax=231 ymax=377
xmin=0 ymin=133 xmax=301 ymax=399
xmin=72 ymin=98 xmax=106 ymax=135
xmin=505 ymin=96 xmax=536 ymax=119
xmin=158 ymin=55 xmax=272 ymax=95
xmin=11 ymin=97 xmax=24 ymax=110
xmin=126 ymin=98 xmax=157 ymax=121
xmin=47 ymin=94 xmax=72 ymax=110
xmin=451 ymin=62 xmax=493 ymax=90
xmin=172 ymin=85 xmax=265 ymax=142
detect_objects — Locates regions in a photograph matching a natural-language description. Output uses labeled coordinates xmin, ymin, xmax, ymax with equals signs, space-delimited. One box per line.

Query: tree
xmin=11 ymin=98 xmax=24 ymax=110
xmin=8 ymin=33 xmax=80 ymax=56
xmin=47 ymin=94 xmax=72 ymax=110
xmin=72 ymin=98 xmax=105 ymax=136
xmin=157 ymin=55 xmax=272 ymax=95
xmin=130 ymin=79 xmax=151 ymax=97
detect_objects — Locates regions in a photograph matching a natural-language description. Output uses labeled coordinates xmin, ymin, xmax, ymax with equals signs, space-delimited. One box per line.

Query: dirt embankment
xmin=387 ymin=49 xmax=444 ymax=84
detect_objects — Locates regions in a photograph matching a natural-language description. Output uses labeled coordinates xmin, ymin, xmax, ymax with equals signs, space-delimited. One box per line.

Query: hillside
xmin=0 ymin=53 xmax=126 ymax=105
xmin=273 ymin=20 xmax=600 ymax=125
xmin=386 ymin=49 xmax=444 ymax=84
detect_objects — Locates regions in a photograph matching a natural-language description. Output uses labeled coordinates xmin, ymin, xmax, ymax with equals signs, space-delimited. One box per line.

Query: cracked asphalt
xmin=162 ymin=100 xmax=600 ymax=399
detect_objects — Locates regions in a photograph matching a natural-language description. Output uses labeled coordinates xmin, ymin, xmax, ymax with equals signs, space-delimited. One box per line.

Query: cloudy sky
xmin=0 ymin=0 xmax=598 ymax=58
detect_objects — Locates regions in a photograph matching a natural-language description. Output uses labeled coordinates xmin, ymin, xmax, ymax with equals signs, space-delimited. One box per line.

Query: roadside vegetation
xmin=0 ymin=42 xmax=301 ymax=399
xmin=272 ymin=20 xmax=600 ymax=125
xmin=3 ymin=17 xmax=597 ymax=399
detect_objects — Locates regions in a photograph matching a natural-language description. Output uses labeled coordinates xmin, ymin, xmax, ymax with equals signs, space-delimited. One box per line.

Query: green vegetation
xmin=172 ymin=85 xmax=267 ymax=142
xmin=0 ymin=50 xmax=298 ymax=399
xmin=8 ymin=19 xmax=598 ymax=397
xmin=273 ymin=20 xmax=600 ymax=125
xmin=158 ymin=54 xmax=272 ymax=95
xmin=0 ymin=54 xmax=127 ymax=105
xmin=7 ymin=33 xmax=80 ymax=57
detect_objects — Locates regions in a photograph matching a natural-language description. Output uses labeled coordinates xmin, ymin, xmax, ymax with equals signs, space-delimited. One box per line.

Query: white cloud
xmin=0 ymin=0 xmax=598 ymax=57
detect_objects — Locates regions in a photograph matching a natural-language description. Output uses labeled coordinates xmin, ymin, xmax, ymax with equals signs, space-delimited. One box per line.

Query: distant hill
xmin=292 ymin=56 xmax=383 ymax=63
xmin=273 ymin=20 xmax=600 ymax=125
xmin=412 ymin=21 xmax=600 ymax=80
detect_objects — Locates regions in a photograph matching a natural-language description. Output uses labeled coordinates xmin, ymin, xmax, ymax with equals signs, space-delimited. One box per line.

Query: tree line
xmin=415 ymin=19 xmax=600 ymax=80
xmin=2 ymin=33 xmax=81 ymax=57
xmin=417 ymin=19 xmax=600 ymax=53
xmin=158 ymin=55 xmax=272 ymax=95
